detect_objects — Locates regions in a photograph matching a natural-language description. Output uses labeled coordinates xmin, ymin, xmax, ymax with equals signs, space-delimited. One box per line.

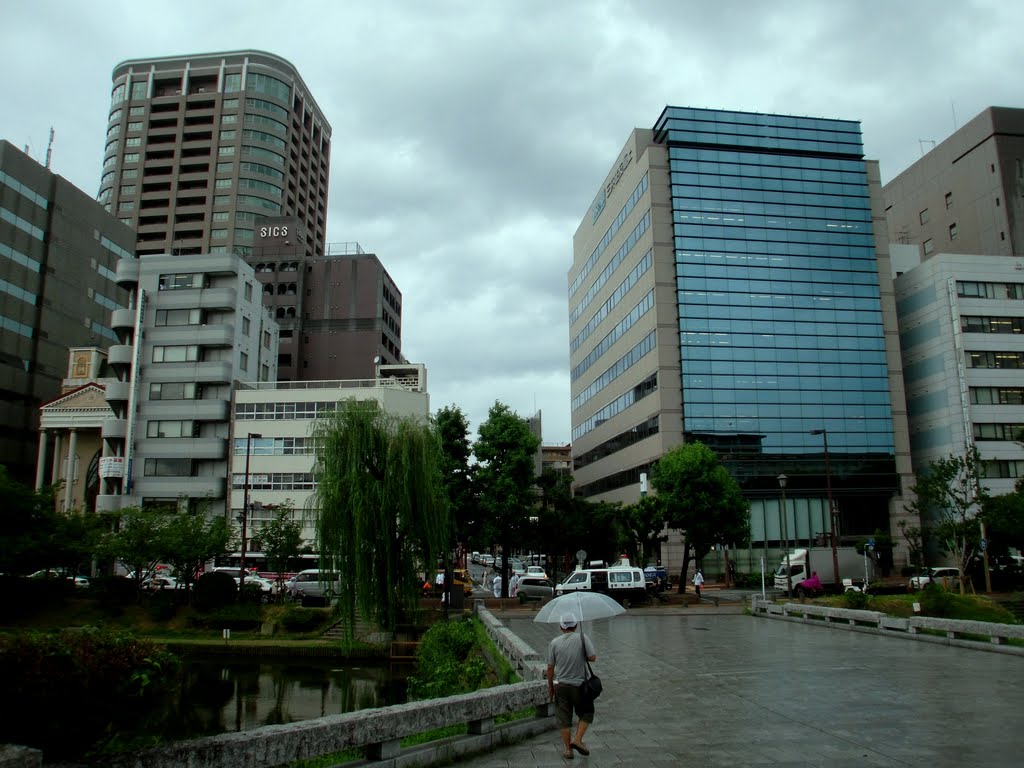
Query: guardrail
xmin=751 ymin=596 xmax=1024 ymax=654
xmin=476 ymin=604 xmax=548 ymax=679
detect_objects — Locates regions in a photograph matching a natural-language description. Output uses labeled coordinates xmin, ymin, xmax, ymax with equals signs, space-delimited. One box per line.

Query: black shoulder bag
xmin=578 ymin=633 xmax=602 ymax=700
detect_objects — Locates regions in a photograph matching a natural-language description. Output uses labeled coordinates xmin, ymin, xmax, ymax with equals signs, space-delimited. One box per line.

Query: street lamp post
xmin=778 ymin=474 xmax=792 ymax=595
xmin=810 ymin=429 xmax=841 ymax=593
xmin=239 ymin=432 xmax=262 ymax=593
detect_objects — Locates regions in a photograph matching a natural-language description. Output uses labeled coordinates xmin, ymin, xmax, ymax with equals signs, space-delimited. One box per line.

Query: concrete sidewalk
xmin=453 ymin=611 xmax=1023 ymax=767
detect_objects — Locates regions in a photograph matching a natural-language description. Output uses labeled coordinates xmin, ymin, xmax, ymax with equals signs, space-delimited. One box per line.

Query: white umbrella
xmin=533 ymin=591 xmax=625 ymax=624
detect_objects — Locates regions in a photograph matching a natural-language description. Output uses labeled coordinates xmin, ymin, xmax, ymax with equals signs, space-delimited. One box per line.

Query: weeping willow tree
xmin=310 ymin=399 xmax=449 ymax=633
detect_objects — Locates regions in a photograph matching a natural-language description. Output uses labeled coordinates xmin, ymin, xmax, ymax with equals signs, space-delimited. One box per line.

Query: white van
xmin=555 ymin=566 xmax=647 ymax=607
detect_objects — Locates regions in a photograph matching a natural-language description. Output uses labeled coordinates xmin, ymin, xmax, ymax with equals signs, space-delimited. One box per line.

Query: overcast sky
xmin=3 ymin=0 xmax=1023 ymax=446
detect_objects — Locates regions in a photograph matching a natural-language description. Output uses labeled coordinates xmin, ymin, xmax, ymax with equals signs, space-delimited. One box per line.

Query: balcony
xmin=194 ymin=360 xmax=233 ymax=384
xmin=195 ymin=323 xmax=235 ymax=347
xmin=110 ymin=308 xmax=135 ymax=333
xmin=95 ymin=494 xmax=133 ymax=514
xmin=141 ymin=437 xmax=227 ymax=461
xmin=104 ymin=380 xmax=130 ymax=404
xmin=101 ymin=417 xmax=128 ymax=440
xmin=142 ymin=399 xmax=229 ymax=422
xmin=115 ymin=259 xmax=140 ymax=288
xmin=137 ymin=477 xmax=224 ymax=499
xmin=107 ymin=344 xmax=135 ymax=368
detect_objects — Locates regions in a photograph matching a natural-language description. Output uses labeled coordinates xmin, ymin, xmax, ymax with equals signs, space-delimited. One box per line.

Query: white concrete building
xmin=229 ymin=364 xmax=429 ymax=555
xmin=893 ymin=247 xmax=1024 ymax=499
xmin=96 ymin=252 xmax=278 ymax=517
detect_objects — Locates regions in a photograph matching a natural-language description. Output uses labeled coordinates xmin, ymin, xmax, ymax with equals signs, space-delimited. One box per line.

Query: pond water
xmin=151 ymin=657 xmax=413 ymax=745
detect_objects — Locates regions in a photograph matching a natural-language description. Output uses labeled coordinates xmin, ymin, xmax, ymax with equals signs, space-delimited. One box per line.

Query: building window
xmin=155 ymin=309 xmax=202 ymax=326
xmin=211 ymin=228 xmax=228 ymax=239
xmin=150 ymin=382 xmax=197 ymax=400
xmin=261 ymin=363 xmax=270 ymax=381
xmin=127 ymin=121 xmax=143 ymax=132
xmin=124 ymin=152 xmax=140 ymax=163
xmin=119 ymin=185 xmax=136 ymax=196
xmin=945 ymin=192 xmax=953 ymax=209
xmin=118 ymin=200 xmax=134 ymax=211
xmin=224 ymin=73 xmax=242 ymax=93
xmin=212 ymin=211 xmax=230 ymax=221
xmin=111 ymin=83 xmax=126 ymax=104
xmin=244 ymin=281 xmax=253 ymax=301
xmin=129 ymin=106 xmax=145 ymax=116
xmin=949 ymin=223 xmax=958 ymax=240
xmin=263 ymin=329 xmax=272 ymax=348
xmin=240 ymin=351 xmax=249 ymax=371
xmin=125 ymin=137 xmax=141 ymax=147
xmin=919 ymin=209 xmax=929 ymax=224
xmin=146 ymin=420 xmax=196 ymax=438
xmin=219 ymin=130 xmax=237 ymax=141
xmin=215 ymin=178 xmax=233 ymax=188
xmin=130 ymin=81 xmax=148 ymax=100
xmin=223 ymin=98 xmax=239 ymax=109
xmin=121 ymin=168 xmax=138 ymax=179
xmin=158 ymin=272 xmax=203 ymax=290
xmin=221 ymin=114 xmax=238 ymax=125
xmin=923 ymin=238 xmax=934 ymax=255
xmin=242 ymin=316 xmax=251 ymax=335
xmin=144 ymin=459 xmax=194 ymax=477
xmin=153 ymin=345 xmax=199 ymax=363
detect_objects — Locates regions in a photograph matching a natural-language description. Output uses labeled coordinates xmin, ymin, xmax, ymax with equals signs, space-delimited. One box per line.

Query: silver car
xmin=908 ymin=567 xmax=960 ymax=591
xmin=290 ymin=569 xmax=341 ymax=605
xmin=516 ymin=576 xmax=554 ymax=600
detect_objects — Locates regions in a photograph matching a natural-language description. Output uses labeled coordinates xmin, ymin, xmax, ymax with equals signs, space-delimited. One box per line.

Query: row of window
xmin=0 ymin=170 xmax=48 ymax=209
xmin=0 ymin=277 xmax=35 ymax=306
xmin=674 ymin=197 xmax=872 ymax=223
xmin=144 ymin=458 xmax=193 ymax=477
xmin=660 ymin=108 xmax=858 ymax=135
xmin=966 ymin=351 xmax=1024 ymax=369
xmin=571 ymin=173 xmax=649 ymax=297
xmin=231 ymin=437 xmax=315 ymax=455
xmin=675 ymin=210 xmax=873 ymax=235
xmin=958 ymin=281 xmax=1024 ymax=300
xmin=574 ymin=416 xmax=659 ymax=470
xmin=231 ymin=473 xmax=316 ymax=491
xmin=0 ymin=241 xmax=41 ymax=273
xmin=660 ymin=115 xmax=862 ymax=146
xmin=571 ymin=250 xmax=652 ymax=354
xmin=674 ymin=222 xmax=875 ymax=249
xmin=92 ymin=290 xmax=122 ymax=312
xmin=970 ymin=387 xmax=1024 ymax=405
xmin=150 ymin=382 xmax=198 ymax=400
xmin=570 ymin=211 xmax=651 ymax=325
xmin=671 ymin=159 xmax=866 ymax=186
xmin=235 ymin=401 xmax=341 ymax=419
xmin=158 ymin=272 xmax=206 ymax=290
xmin=147 ymin=420 xmax=198 ymax=438
xmin=974 ymin=423 xmax=1024 ymax=441
xmin=573 ymin=373 xmax=658 ymax=441
xmin=661 ymin=129 xmax=862 ymax=159
xmin=0 ymin=313 xmax=33 ymax=338
xmin=673 ymin=185 xmax=868 ymax=210
xmin=962 ymin=316 xmax=1024 ymax=334
xmin=681 ymin=383 xmax=893 ymax=406
xmin=1 ymin=205 xmax=44 ymax=240
xmin=255 ymin=262 xmax=300 ymax=272
xmin=572 ymin=331 xmax=657 ymax=412
xmin=572 ymin=289 xmax=654 ymax=384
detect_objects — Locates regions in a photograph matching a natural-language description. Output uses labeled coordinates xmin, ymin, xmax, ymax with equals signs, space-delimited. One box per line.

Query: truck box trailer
xmin=773 ymin=546 xmax=877 ymax=595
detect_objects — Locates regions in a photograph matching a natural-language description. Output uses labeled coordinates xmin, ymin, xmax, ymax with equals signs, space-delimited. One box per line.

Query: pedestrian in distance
xmin=492 ymin=572 xmax=503 ymax=598
xmin=546 ymin=612 xmax=597 ymax=760
xmin=692 ymin=568 xmax=704 ymax=601
xmin=509 ymin=570 xmax=520 ymax=598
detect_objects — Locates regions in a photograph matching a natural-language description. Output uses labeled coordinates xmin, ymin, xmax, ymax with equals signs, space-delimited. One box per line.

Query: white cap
xmin=559 ymin=612 xmax=578 ymax=629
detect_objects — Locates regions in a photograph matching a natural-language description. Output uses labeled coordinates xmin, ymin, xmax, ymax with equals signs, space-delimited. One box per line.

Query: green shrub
xmin=407 ymin=617 xmax=488 ymax=700
xmin=186 ymin=604 xmax=262 ymax=630
xmin=731 ymin=572 xmax=762 ymax=589
xmin=0 ymin=628 xmax=180 ymax=760
xmin=92 ymin=575 xmax=137 ymax=604
xmin=919 ymin=583 xmax=955 ymax=617
xmin=192 ymin=571 xmax=238 ymax=612
xmin=843 ymin=589 xmax=869 ymax=610
xmin=147 ymin=590 xmax=178 ymax=621
xmin=279 ymin=606 xmax=330 ymax=632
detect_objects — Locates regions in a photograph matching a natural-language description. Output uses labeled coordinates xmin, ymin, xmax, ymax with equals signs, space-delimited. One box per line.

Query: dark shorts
xmin=554 ymin=683 xmax=594 ymax=728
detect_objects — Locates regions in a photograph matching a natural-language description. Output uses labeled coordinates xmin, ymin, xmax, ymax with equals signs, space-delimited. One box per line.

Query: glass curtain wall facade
xmin=654 ymin=107 xmax=900 ymax=536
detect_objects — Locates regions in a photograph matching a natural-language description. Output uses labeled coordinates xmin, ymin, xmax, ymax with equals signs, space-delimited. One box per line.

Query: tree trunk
xmin=677 ymin=542 xmax=691 ymax=593
xmin=723 ymin=548 xmax=732 ymax=589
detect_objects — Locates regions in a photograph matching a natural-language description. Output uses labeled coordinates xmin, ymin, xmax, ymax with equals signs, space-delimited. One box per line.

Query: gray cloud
xmin=3 ymin=0 xmax=1022 ymax=445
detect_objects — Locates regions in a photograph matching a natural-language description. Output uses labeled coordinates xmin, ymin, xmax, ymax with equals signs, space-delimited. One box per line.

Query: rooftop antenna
xmin=44 ymin=127 xmax=54 ymax=170
xmin=918 ymin=139 xmax=936 ymax=157
xmin=951 ymin=101 xmax=958 ymax=131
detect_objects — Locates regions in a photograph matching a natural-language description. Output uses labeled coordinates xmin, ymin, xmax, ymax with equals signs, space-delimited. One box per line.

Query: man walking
xmin=546 ymin=613 xmax=597 ymax=760
xmin=692 ymin=568 xmax=704 ymax=601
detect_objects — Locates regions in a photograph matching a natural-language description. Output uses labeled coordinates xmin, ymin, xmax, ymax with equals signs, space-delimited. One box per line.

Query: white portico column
xmin=35 ymin=430 xmax=49 ymax=490
xmin=51 ymin=432 xmax=63 ymax=487
xmin=63 ymin=428 xmax=78 ymax=512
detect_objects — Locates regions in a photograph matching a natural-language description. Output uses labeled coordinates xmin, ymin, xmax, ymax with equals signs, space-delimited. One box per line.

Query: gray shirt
xmin=546 ymin=630 xmax=597 ymax=685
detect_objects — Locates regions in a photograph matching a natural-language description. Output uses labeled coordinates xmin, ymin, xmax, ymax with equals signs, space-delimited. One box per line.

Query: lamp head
xmin=777 ymin=473 xmax=788 ymax=488
xmin=810 ymin=429 xmax=825 ymax=436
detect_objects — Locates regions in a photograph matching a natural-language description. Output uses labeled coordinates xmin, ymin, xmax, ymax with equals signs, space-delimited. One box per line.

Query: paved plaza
xmin=455 ymin=608 xmax=1023 ymax=768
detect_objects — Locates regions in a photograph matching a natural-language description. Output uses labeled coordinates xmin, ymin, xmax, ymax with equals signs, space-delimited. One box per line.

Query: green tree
xmin=897 ymin=519 xmax=926 ymax=568
xmin=649 ymin=442 xmax=750 ymax=592
xmin=160 ymin=511 xmax=234 ymax=598
xmin=615 ymin=495 xmax=668 ymax=566
xmin=905 ymin=448 xmax=987 ymax=595
xmin=310 ymin=399 xmax=449 ymax=634
xmin=435 ymin=405 xmax=477 ymax=590
xmin=258 ymin=504 xmax=303 ymax=594
xmin=95 ymin=507 xmax=168 ymax=592
xmin=473 ymin=402 xmax=540 ymax=597
xmin=982 ymin=480 xmax=1024 ymax=556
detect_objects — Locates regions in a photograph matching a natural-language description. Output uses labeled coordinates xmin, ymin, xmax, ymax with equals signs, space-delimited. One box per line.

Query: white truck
xmin=773 ymin=547 xmax=877 ymax=596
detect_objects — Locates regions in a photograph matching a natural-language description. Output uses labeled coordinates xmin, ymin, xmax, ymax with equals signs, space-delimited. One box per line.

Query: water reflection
xmin=155 ymin=658 xmax=412 ymax=744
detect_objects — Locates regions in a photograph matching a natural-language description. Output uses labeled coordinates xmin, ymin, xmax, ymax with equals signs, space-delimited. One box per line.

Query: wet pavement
xmin=454 ymin=608 xmax=1023 ymax=767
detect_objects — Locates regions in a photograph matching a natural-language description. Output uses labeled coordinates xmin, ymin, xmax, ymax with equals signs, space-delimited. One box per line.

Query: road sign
xmin=576 ymin=549 xmax=587 ymax=566
xmin=979 ymin=537 xmax=988 ymax=552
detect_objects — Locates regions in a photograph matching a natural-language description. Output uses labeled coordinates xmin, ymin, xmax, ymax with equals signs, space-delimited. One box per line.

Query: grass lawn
xmin=817 ymin=591 xmax=1020 ymax=624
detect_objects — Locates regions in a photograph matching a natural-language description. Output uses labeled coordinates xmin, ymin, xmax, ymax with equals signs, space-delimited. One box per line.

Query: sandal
xmin=571 ymin=742 xmax=590 ymax=756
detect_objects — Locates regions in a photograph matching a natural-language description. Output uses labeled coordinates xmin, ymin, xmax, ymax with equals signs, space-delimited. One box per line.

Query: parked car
xmin=141 ymin=575 xmax=180 ymax=592
xmin=67 ymin=575 xmax=90 ymax=589
xmin=290 ymin=569 xmax=341 ymax=605
xmin=471 ymin=551 xmax=481 ymax=564
xmin=517 ymin=575 xmax=554 ymax=600
xmin=525 ymin=565 xmax=547 ymax=578
xmin=908 ymin=567 xmax=961 ymax=591
xmin=479 ymin=554 xmax=494 ymax=567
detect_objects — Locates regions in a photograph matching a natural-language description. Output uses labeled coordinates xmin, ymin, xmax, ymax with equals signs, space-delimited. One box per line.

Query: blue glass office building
xmin=569 ymin=107 xmax=913 ymax=549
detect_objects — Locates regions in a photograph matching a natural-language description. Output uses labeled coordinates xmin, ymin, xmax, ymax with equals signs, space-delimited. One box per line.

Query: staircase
xmin=990 ymin=593 xmax=1024 ymax=621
